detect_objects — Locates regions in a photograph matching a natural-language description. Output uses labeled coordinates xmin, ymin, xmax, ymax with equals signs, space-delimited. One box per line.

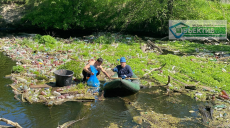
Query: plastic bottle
xmin=31 ymin=97 xmax=38 ymax=102
xmin=47 ymin=101 xmax=53 ymax=107
xmin=53 ymin=91 xmax=61 ymax=97
xmin=40 ymin=91 xmax=47 ymax=95
xmin=222 ymin=68 xmax=226 ymax=72
xmin=220 ymin=95 xmax=230 ymax=100
xmin=221 ymin=90 xmax=229 ymax=97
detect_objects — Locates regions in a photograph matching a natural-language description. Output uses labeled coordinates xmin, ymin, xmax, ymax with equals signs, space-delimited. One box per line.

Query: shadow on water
xmin=70 ymin=85 xmax=207 ymax=128
xmin=103 ymin=88 xmax=137 ymax=97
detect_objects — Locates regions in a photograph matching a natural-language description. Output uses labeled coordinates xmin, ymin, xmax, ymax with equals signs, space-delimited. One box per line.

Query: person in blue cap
xmin=112 ymin=57 xmax=133 ymax=79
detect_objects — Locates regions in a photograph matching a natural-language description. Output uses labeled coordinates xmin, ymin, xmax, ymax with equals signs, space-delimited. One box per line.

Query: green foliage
xmin=19 ymin=38 xmax=30 ymax=45
xmin=77 ymin=83 xmax=85 ymax=89
xmin=38 ymin=35 xmax=56 ymax=44
xmin=36 ymin=74 xmax=49 ymax=81
xmin=57 ymin=60 xmax=83 ymax=78
xmin=79 ymin=51 xmax=89 ymax=57
xmin=15 ymin=31 xmax=230 ymax=93
xmin=156 ymin=41 xmax=230 ymax=53
xmin=32 ymin=70 xmax=40 ymax=75
xmin=12 ymin=65 xmax=24 ymax=73
xmin=22 ymin=0 xmax=83 ymax=30
xmin=20 ymin=0 xmax=230 ymax=36
xmin=0 ymin=0 xmax=26 ymax=3
xmin=95 ymin=36 xmax=110 ymax=44
xmin=33 ymin=34 xmax=42 ymax=42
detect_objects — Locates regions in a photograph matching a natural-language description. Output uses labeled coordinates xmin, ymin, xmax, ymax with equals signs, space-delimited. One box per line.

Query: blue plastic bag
xmin=87 ymin=65 xmax=100 ymax=87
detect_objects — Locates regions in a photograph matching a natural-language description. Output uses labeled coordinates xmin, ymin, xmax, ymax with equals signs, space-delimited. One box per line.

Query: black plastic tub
xmin=54 ymin=69 xmax=74 ymax=87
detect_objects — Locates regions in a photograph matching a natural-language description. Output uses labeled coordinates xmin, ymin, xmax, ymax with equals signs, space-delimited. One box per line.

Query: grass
xmin=15 ymin=32 xmax=230 ymax=93
xmin=156 ymin=40 xmax=230 ymax=53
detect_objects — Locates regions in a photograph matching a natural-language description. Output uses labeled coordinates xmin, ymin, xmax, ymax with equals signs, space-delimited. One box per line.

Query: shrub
xmin=38 ymin=35 xmax=57 ymax=44
xmin=12 ymin=65 xmax=24 ymax=73
xmin=57 ymin=60 xmax=84 ymax=78
xmin=33 ymin=34 xmax=42 ymax=42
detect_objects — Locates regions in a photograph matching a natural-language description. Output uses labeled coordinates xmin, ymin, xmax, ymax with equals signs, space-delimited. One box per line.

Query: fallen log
xmin=147 ymin=40 xmax=163 ymax=53
xmin=0 ymin=118 xmax=22 ymax=128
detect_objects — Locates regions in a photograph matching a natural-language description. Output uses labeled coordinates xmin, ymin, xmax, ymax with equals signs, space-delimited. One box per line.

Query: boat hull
xmin=103 ymin=73 xmax=140 ymax=96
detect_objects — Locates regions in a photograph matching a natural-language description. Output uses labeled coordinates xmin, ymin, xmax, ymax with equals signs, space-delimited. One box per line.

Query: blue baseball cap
xmin=120 ymin=57 xmax=126 ymax=62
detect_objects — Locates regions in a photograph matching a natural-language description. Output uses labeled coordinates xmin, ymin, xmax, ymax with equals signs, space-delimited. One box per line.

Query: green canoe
xmin=103 ymin=73 xmax=140 ymax=96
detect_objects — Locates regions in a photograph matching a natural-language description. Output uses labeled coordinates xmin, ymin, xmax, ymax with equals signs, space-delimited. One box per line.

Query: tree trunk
xmin=167 ymin=0 xmax=174 ymax=18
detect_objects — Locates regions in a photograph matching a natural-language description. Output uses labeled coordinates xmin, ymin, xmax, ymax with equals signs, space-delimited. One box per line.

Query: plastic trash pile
xmin=0 ymin=32 xmax=144 ymax=105
xmin=0 ymin=36 xmax=97 ymax=106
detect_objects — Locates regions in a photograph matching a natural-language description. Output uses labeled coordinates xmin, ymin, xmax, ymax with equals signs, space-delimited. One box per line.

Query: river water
xmin=0 ymin=32 xmax=206 ymax=128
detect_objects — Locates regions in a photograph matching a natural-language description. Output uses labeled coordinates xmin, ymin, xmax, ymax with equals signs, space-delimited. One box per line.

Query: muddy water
xmin=0 ymin=50 xmax=204 ymax=127
xmin=71 ymin=86 xmax=205 ymax=128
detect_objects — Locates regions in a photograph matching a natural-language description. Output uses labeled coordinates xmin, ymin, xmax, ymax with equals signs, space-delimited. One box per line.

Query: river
xmin=0 ymin=32 xmax=205 ymax=128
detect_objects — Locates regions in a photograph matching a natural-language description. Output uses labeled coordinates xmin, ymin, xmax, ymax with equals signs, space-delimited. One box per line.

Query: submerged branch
xmin=57 ymin=116 xmax=87 ymax=128
xmin=0 ymin=118 xmax=22 ymax=128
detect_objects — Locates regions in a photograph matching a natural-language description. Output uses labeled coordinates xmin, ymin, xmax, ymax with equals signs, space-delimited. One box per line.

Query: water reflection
xmin=0 ymin=51 xmax=204 ymax=128
xmin=0 ymin=52 xmax=85 ymax=128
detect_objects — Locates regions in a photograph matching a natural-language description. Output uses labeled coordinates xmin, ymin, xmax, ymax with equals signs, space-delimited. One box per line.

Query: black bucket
xmin=54 ymin=69 xmax=74 ymax=87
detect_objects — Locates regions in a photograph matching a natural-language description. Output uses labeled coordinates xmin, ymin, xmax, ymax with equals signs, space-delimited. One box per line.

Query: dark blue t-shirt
xmin=113 ymin=65 xmax=133 ymax=77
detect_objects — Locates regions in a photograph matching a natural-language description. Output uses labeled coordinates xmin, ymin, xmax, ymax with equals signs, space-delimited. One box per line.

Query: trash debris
xmin=214 ymin=104 xmax=227 ymax=109
xmin=189 ymin=110 xmax=195 ymax=113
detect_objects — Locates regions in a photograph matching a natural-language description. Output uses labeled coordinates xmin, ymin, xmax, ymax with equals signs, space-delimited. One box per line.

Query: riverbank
xmin=0 ymin=32 xmax=230 ymax=99
xmin=1 ymin=32 xmax=230 ymax=127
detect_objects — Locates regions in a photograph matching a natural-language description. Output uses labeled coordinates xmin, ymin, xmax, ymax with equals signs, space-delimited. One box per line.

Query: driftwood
xmin=143 ymin=63 xmax=166 ymax=77
xmin=166 ymin=76 xmax=171 ymax=86
xmin=0 ymin=118 xmax=22 ymax=128
xmin=147 ymin=40 xmax=163 ymax=53
xmin=57 ymin=116 xmax=87 ymax=128
xmin=140 ymin=40 xmax=163 ymax=53
xmin=14 ymin=95 xmax=20 ymax=101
